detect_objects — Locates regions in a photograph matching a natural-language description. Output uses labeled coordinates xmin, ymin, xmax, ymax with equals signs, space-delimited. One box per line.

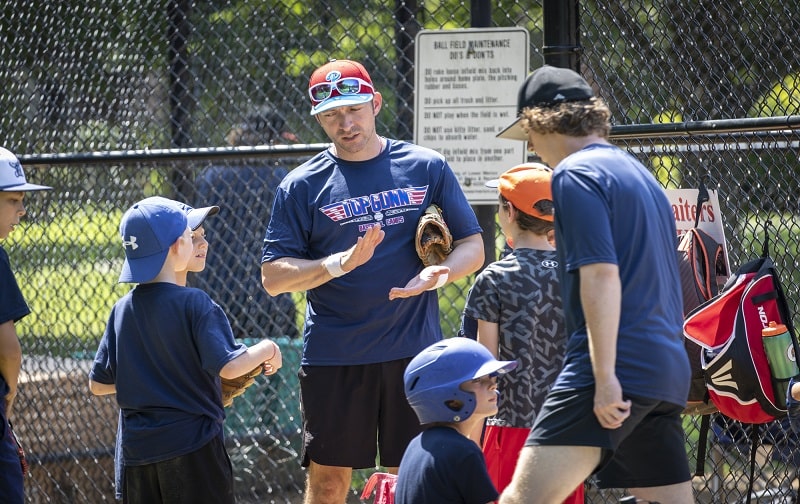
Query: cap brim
xmin=1 ymin=182 xmax=53 ymax=191
xmin=496 ymin=118 xmax=529 ymax=141
xmin=118 ymin=249 xmax=170 ymax=284
xmin=310 ymin=94 xmax=374 ymax=116
xmin=187 ymin=205 xmax=220 ymax=230
xmin=485 ymin=179 xmax=500 ymax=189
xmin=474 ymin=359 xmax=518 ymax=379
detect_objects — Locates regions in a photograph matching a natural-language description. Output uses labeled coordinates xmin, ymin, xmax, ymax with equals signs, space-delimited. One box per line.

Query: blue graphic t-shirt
xmin=551 ymin=144 xmax=690 ymax=406
xmin=262 ymin=139 xmax=481 ymax=365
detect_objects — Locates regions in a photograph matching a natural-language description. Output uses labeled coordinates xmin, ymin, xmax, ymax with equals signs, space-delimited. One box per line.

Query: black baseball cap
xmin=496 ymin=65 xmax=594 ymax=141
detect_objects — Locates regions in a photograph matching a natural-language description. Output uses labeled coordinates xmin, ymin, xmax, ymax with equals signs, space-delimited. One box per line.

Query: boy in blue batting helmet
xmin=394 ymin=337 xmax=517 ymax=504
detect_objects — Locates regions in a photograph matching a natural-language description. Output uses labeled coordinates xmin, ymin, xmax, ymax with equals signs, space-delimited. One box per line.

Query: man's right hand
xmin=593 ymin=375 xmax=631 ymax=429
xmin=340 ymin=224 xmax=385 ymax=273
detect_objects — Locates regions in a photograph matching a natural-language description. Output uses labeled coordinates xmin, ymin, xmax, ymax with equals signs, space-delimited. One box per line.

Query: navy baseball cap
xmin=118 ymin=197 xmax=189 ymax=283
xmin=0 ymin=147 xmax=52 ymax=191
xmin=496 ymin=65 xmax=595 ymax=141
xmin=175 ymin=202 xmax=220 ymax=231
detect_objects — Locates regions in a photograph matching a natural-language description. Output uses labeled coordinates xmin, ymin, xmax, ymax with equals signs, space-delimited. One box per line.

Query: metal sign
xmin=414 ymin=27 xmax=529 ymax=204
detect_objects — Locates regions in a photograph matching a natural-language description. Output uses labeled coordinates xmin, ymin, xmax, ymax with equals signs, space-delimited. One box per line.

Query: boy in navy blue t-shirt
xmin=0 ymin=147 xmax=52 ymax=504
xmin=89 ymin=196 xmax=279 ymax=503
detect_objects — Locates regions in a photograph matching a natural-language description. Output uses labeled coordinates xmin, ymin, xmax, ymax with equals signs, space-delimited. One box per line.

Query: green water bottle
xmin=761 ymin=321 xmax=799 ymax=409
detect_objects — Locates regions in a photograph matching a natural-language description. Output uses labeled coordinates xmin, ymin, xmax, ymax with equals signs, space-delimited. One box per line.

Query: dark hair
xmin=500 ymin=195 xmax=554 ymax=236
xmin=521 ymin=97 xmax=611 ymax=138
xmin=226 ymin=104 xmax=287 ymax=146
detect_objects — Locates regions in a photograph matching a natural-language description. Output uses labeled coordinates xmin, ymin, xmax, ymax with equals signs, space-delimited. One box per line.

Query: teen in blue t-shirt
xmin=496 ymin=65 xmax=692 ymax=504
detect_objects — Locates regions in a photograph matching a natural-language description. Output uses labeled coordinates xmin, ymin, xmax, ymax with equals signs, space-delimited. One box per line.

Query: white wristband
xmin=426 ymin=272 xmax=449 ymax=291
xmin=323 ymin=252 xmax=347 ymax=278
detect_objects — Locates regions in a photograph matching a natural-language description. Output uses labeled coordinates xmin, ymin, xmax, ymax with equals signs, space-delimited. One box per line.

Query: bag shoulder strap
xmin=688 ymin=228 xmax=725 ymax=299
xmin=694 ymin=176 xmax=710 ymax=228
xmin=694 ymin=415 xmax=711 ymax=476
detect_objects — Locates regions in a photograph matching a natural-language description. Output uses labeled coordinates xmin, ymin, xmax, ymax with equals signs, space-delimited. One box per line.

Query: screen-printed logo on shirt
xmin=320 ymin=185 xmax=428 ymax=225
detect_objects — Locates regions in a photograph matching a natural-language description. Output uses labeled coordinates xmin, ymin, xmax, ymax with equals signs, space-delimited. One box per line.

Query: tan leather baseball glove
xmin=415 ymin=204 xmax=453 ymax=267
xmin=221 ymin=365 xmax=263 ymax=408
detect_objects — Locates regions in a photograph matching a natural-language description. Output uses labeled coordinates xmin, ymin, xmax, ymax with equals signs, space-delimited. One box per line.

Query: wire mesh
xmin=1 ymin=0 xmax=800 ymax=502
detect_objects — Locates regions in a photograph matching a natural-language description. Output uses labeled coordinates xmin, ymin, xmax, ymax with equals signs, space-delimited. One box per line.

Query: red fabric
xmin=482 ymin=425 xmax=583 ymax=504
xmin=360 ymin=472 xmax=397 ymax=504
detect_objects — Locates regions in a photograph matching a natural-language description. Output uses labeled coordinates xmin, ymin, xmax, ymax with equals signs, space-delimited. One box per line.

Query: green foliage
xmin=724 ymin=213 xmax=800 ymax=324
xmin=749 ymin=72 xmax=800 ymax=117
xmin=649 ymin=110 xmax=683 ymax=188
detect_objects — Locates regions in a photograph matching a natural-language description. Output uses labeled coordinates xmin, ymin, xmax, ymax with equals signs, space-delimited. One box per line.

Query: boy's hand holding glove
xmin=221 ymin=365 xmax=264 ymax=408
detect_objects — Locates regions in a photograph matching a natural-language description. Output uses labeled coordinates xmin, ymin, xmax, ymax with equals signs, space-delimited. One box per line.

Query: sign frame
xmin=413 ymin=27 xmax=529 ymax=204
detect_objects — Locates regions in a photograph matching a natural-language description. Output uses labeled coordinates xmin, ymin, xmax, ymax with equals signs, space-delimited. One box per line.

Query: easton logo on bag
xmin=683 ymin=251 xmax=800 ymax=424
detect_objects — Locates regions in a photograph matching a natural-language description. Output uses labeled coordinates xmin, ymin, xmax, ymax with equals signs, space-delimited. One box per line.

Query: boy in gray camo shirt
xmin=463 ymin=163 xmax=583 ymax=504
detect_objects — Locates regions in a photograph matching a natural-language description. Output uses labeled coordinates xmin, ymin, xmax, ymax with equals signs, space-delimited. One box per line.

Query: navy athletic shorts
xmin=526 ymin=386 xmax=691 ymax=488
xmin=299 ymin=358 xmax=422 ymax=468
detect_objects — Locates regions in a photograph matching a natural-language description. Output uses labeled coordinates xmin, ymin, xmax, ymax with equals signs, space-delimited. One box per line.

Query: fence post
xmin=543 ymin=0 xmax=581 ymax=71
xmin=470 ymin=0 xmax=498 ymax=267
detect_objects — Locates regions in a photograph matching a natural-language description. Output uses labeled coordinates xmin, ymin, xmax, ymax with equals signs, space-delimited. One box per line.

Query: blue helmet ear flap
xmin=405 ymin=382 xmax=476 ymax=424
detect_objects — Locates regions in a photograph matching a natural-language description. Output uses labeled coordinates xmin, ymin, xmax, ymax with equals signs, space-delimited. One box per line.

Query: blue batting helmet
xmin=404 ymin=337 xmax=517 ymax=424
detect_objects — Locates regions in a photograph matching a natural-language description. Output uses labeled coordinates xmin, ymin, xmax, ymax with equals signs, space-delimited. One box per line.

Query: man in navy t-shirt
xmin=496 ymin=66 xmax=692 ymax=504
xmin=261 ymin=59 xmax=484 ymax=503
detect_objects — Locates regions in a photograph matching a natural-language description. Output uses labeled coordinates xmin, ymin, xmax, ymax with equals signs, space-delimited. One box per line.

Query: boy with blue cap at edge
xmin=89 ymin=196 xmax=278 ymax=503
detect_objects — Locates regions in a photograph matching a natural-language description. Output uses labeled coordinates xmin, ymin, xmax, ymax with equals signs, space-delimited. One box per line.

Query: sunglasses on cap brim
xmin=309 ymin=77 xmax=374 ymax=103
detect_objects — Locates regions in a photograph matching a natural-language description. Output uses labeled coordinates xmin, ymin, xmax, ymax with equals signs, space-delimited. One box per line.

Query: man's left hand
xmin=388 ymin=266 xmax=450 ymax=300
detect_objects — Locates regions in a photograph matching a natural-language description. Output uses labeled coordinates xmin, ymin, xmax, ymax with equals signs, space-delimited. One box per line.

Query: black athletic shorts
xmin=299 ymin=358 xmax=422 ymax=468
xmin=123 ymin=433 xmax=234 ymax=504
xmin=526 ymin=386 xmax=691 ymax=488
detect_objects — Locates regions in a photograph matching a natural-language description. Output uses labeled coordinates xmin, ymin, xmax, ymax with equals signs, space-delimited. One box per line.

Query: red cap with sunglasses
xmin=308 ymin=59 xmax=375 ymax=116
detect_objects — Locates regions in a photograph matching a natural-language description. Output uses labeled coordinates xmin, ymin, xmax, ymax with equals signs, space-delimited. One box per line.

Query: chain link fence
xmin=2 ymin=0 xmax=800 ymax=502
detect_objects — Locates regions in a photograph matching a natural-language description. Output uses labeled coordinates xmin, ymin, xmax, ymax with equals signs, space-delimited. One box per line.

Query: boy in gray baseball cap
xmin=0 ymin=146 xmax=52 ymax=503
